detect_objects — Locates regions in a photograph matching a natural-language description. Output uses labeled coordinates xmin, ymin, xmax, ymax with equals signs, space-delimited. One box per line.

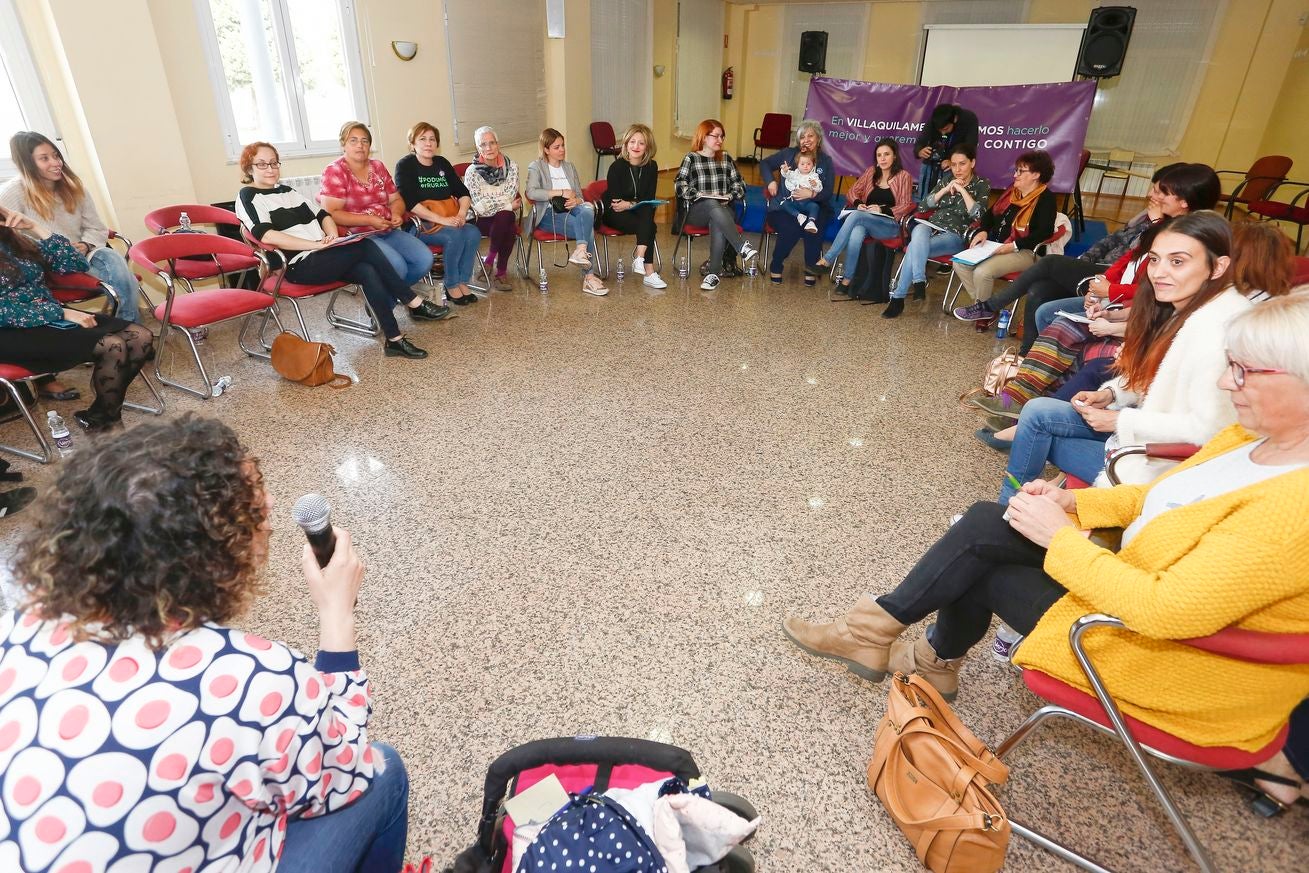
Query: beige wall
xmin=13 ymin=0 xmax=1306 ymax=238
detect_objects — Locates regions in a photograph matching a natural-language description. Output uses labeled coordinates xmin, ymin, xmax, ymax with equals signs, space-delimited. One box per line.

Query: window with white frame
xmin=195 ymin=0 xmax=369 ymax=159
xmin=0 ymin=0 xmax=60 ymax=179
xmin=779 ymin=3 xmax=869 ymax=126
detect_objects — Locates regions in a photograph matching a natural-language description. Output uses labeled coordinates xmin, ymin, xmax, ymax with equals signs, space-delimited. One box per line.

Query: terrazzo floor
xmin=2 ymin=238 xmax=1305 ymax=872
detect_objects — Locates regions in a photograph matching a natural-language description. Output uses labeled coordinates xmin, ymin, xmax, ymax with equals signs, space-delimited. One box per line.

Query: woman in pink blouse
xmin=0 ymin=415 xmax=409 ymax=873
xmin=319 ymin=121 xmax=433 ymax=286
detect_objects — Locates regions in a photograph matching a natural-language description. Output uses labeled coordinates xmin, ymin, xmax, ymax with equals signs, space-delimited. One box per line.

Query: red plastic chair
xmin=589 ymin=122 xmax=620 ymax=180
xmin=1105 ymin=441 xmax=1200 ymax=486
xmin=752 ymin=113 xmax=792 ymax=161
xmin=143 ymin=204 xmax=261 ymax=285
xmin=586 ymin=179 xmax=662 ymax=279
xmin=129 ymin=234 xmax=283 ymax=399
xmin=239 ymin=228 xmax=378 ymax=342
xmin=1216 ymin=155 xmax=1293 ymax=219
xmin=996 ymin=614 xmax=1309 ymax=872
xmin=0 ymin=365 xmax=57 ymax=464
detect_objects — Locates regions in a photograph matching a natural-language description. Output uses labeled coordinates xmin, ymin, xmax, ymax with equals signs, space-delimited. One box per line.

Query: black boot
xmin=882 ymin=298 xmax=905 ymax=319
xmin=912 ymin=280 xmax=927 ymax=301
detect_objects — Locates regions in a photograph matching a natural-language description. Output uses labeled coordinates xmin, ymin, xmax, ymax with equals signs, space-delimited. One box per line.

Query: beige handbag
xmin=959 ymin=347 xmax=1023 ymax=408
xmin=869 ymin=674 xmax=1010 ymax=873
xmin=270 ymin=331 xmax=352 ymax=388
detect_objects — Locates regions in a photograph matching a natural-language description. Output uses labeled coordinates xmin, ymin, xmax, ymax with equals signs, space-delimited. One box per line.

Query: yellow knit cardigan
xmin=1013 ymin=424 xmax=1309 ymax=752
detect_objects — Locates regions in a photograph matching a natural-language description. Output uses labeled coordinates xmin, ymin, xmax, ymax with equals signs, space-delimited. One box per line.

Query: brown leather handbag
xmin=270 ymin=331 xmax=352 ymax=388
xmin=869 ymin=674 xmax=1010 ymax=873
xmin=417 ymin=197 xmax=461 ymax=233
xmin=959 ymin=347 xmax=1023 ymax=409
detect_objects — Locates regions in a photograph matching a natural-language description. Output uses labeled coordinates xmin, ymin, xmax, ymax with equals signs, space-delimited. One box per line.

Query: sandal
xmin=1219 ymin=768 xmax=1305 ymax=817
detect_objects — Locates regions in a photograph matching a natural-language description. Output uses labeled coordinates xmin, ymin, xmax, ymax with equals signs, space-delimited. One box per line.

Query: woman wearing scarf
xmin=463 ymin=125 xmax=521 ymax=292
xmin=952 ymin=149 xmax=1058 ymax=306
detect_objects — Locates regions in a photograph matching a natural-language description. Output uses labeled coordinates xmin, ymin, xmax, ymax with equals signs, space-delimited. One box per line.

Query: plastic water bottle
xmin=47 ymin=411 xmax=72 ymax=457
xmin=677 ymin=257 xmax=689 ymax=279
xmin=178 ymin=211 xmax=192 ymax=232
xmin=538 ymin=268 xmax=549 ymax=294
xmin=993 ymin=623 xmax=1024 ymax=662
xmin=832 ymin=265 xmax=844 ymax=284
xmin=746 ymin=260 xmax=758 ymax=277
xmin=995 ymin=308 xmax=1012 ymax=339
xmin=210 ymin=375 xmax=233 ymax=397
xmin=615 ymin=258 xmax=625 ymax=281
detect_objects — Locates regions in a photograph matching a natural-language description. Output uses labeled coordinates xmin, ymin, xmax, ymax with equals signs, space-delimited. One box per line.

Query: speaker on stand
xmin=799 ymin=31 xmax=827 ymax=75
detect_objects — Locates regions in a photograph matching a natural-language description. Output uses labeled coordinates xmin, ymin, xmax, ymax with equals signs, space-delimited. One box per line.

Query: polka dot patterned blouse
xmin=0 ymin=609 xmax=379 ymax=872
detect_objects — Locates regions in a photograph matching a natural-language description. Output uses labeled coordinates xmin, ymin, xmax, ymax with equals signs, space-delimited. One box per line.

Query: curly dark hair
xmin=12 ymin=414 xmax=269 ymax=647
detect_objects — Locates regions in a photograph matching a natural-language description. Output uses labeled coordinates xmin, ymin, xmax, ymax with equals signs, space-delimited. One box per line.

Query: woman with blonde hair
xmin=526 ymin=127 xmax=608 ymax=296
xmin=673 ymin=119 xmax=758 ymax=292
xmin=602 ymin=123 xmax=666 ymax=288
xmin=395 ymin=121 xmax=482 ymax=305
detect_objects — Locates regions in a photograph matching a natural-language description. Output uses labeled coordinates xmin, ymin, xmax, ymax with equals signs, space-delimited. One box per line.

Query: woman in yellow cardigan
xmin=782 ymin=288 xmax=1309 ymax=769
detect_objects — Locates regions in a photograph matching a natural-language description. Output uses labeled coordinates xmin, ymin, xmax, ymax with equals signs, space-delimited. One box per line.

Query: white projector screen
xmin=920 ymin=24 xmax=1086 ymax=87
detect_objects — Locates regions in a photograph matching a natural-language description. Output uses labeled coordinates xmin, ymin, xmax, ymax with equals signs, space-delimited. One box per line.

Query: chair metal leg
xmin=326 ymin=287 xmax=380 ymax=337
xmin=1008 ymin=820 xmax=1114 ymax=873
xmin=650 ymin=237 xmax=662 ymax=272
xmin=941 ymin=272 xmax=961 ymax=313
xmin=0 ymin=377 xmax=53 ymax=464
xmin=239 ymin=309 xmax=283 ymax=360
xmin=122 ymin=370 xmax=166 ymax=416
xmin=154 ymin=322 xmax=214 ymax=400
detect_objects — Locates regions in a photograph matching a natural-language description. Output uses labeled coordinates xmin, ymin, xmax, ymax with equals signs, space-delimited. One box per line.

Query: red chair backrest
xmin=1077 ymin=148 xmax=1091 ymax=176
xmin=1143 ymin=442 xmax=1201 ymax=462
xmin=1182 ymin=627 xmax=1309 ymax=665
xmin=129 ymin=233 xmax=256 ymax=274
xmin=582 ymin=180 xmax=607 ymax=203
xmin=45 ymin=272 xmax=107 ymax=306
xmin=1291 ymin=256 xmax=1309 ymax=287
xmin=1238 ymin=155 xmax=1293 ymax=204
xmin=590 ymin=122 xmax=616 ymax=151
xmin=144 ymin=204 xmax=242 ymax=235
xmin=757 ymin=113 xmax=792 ymax=147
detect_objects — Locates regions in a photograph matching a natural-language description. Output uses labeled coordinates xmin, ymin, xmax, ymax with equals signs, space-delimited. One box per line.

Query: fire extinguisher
xmin=722 ymin=67 xmax=734 ymax=100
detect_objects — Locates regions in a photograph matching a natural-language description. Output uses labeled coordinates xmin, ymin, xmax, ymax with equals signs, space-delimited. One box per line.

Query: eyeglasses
xmin=1227 ymin=358 xmax=1286 ymax=387
xmin=1012 ymin=167 xmax=1034 ymax=176
xmin=706 ymin=132 xmax=724 ymax=140
xmin=252 ymin=161 xmax=281 ymax=170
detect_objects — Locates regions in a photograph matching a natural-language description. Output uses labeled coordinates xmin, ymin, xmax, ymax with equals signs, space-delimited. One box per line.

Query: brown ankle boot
xmin=888 ymin=629 xmax=965 ymax=702
xmin=782 ymin=597 xmax=907 ymax=681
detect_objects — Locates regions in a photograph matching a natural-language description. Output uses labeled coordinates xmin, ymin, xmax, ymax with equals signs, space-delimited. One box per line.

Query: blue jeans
xmin=893 ymin=224 xmax=965 ymax=299
xmin=828 ymin=210 xmax=900 ymax=270
xmin=372 ymin=228 xmax=434 ymax=286
xmin=280 ymin=742 xmax=409 ymax=873
xmin=1001 ymin=397 xmax=1110 ymax=504
xmin=412 ymin=223 xmax=482 ymax=287
xmin=1036 ymin=296 xmax=1085 ymax=333
xmin=537 ymin=204 xmax=598 ymax=274
xmin=88 ymin=247 xmax=140 ymax=323
xmin=779 ymin=198 xmax=820 ymax=223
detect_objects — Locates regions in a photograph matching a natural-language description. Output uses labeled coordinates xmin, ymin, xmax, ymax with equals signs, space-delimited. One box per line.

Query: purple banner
xmin=804 ymin=78 xmax=1095 ymax=193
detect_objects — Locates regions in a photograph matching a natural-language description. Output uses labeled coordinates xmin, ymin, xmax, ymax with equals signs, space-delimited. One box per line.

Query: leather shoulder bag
xmin=869 ymin=673 xmax=1010 ymax=873
xmin=270 ymin=331 xmax=352 ymax=388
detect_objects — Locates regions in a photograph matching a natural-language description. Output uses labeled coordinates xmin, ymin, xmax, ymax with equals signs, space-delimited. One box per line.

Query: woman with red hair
xmin=673 ymin=119 xmax=758 ymax=291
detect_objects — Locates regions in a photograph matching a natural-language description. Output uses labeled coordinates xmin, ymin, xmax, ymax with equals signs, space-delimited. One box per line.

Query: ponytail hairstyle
xmin=1115 ymin=211 xmax=1232 ymax=391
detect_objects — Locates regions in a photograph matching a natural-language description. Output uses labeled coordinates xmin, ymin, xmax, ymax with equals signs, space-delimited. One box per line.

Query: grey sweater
xmin=0 ymin=178 xmax=110 ymax=249
xmin=525 ymin=159 xmax=586 ymax=228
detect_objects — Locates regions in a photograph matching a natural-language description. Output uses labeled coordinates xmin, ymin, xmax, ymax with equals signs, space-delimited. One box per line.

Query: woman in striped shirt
xmin=236 ymin=143 xmax=449 ymax=360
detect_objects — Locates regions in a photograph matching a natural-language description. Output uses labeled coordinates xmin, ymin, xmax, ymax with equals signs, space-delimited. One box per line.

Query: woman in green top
xmin=885 ymin=143 xmax=990 ymax=318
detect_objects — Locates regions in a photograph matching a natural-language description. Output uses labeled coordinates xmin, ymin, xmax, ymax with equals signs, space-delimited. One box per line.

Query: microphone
xmin=291 ymin=494 xmax=336 ymax=568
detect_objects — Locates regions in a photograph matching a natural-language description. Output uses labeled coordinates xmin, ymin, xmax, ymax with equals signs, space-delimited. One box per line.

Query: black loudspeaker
xmin=1075 ymin=6 xmax=1136 ymax=78
xmin=798 ymin=31 xmax=828 ymax=74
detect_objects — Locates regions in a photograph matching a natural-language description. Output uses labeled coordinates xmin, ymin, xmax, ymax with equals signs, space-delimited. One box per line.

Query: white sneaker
xmin=582 ymin=277 xmax=609 ymax=296
xmin=804 ymin=219 xmax=818 ymax=234
xmin=631 ymin=256 xmax=645 ymax=274
xmin=796 ymin=213 xmax=807 ymax=226
xmin=739 ymin=241 xmax=759 ymax=264
xmin=700 ymin=273 xmax=720 ymax=290
xmin=568 ymin=248 xmax=592 ymax=267
xmin=643 ymin=271 xmax=667 ymax=289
